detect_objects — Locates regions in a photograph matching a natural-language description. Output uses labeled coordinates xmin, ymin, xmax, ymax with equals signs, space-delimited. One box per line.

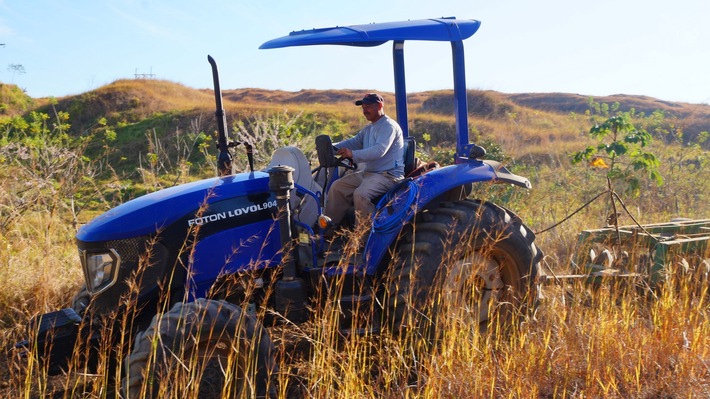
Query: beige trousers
xmin=324 ymin=171 xmax=400 ymax=225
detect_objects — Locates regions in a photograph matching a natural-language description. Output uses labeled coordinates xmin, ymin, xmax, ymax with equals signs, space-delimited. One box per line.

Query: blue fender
xmin=363 ymin=160 xmax=530 ymax=274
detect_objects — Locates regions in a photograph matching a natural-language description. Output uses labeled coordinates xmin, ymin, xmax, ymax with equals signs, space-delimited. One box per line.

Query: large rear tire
xmin=123 ymin=298 xmax=276 ymax=398
xmin=383 ymin=199 xmax=542 ymax=335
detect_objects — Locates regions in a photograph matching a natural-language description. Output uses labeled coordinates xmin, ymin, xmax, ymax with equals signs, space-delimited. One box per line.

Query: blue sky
xmin=1 ymin=0 xmax=708 ymax=104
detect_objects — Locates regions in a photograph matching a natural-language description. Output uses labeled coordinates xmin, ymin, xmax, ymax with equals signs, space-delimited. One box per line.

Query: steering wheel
xmin=336 ymin=156 xmax=357 ymax=170
xmin=315 ymin=134 xmax=357 ymax=170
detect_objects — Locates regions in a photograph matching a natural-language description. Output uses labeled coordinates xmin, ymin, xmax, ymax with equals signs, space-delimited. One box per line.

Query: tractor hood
xmin=77 ymin=172 xmax=271 ymax=242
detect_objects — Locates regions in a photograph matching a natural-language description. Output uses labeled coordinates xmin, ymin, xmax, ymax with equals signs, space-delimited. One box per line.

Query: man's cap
xmin=355 ymin=93 xmax=384 ymax=106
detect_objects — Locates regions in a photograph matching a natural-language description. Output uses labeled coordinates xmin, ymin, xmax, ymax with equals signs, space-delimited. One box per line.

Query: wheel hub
xmin=444 ymin=252 xmax=505 ymax=323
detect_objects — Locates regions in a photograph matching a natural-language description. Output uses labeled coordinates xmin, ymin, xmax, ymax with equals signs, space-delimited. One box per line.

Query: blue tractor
xmin=22 ymin=17 xmax=542 ymax=397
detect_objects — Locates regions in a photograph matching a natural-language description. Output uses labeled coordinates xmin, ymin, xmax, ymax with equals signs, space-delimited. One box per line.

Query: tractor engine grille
xmin=106 ymin=237 xmax=145 ymax=263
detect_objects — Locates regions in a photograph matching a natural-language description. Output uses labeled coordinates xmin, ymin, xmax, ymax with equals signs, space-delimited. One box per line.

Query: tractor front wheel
xmin=123 ymin=298 xmax=276 ymax=398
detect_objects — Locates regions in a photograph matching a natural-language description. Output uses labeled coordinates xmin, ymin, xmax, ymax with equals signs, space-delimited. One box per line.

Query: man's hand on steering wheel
xmin=334 ymin=147 xmax=357 ymax=170
xmin=335 ymin=147 xmax=352 ymax=158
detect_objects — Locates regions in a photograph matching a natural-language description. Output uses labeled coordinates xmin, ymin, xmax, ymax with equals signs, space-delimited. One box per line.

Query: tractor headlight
xmin=80 ymin=249 xmax=121 ymax=295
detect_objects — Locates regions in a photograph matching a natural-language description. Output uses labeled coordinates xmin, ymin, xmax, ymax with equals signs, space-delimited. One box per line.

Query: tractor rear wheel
xmin=383 ymin=199 xmax=542 ymax=335
xmin=123 ymin=298 xmax=276 ymax=399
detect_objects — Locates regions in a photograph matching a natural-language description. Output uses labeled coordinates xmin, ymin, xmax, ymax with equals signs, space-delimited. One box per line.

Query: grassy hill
xmin=1 ymin=77 xmax=706 ymax=237
xmin=1 ymin=78 xmax=710 ymax=398
xmin=0 ymin=83 xmax=35 ymax=115
xmin=507 ymin=92 xmax=710 ymax=145
xmin=57 ymin=80 xmax=710 ymax=147
xmin=2 ymin=77 xmax=707 ymax=209
xmin=2 ymin=79 xmax=703 ymax=177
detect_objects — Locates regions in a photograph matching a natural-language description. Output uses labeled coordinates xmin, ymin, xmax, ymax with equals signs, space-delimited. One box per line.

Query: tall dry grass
xmin=2 ymin=199 xmax=709 ymax=398
xmin=1 ymin=97 xmax=709 ymax=398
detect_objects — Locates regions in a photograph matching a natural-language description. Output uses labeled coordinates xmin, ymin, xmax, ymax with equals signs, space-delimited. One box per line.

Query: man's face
xmin=361 ymin=102 xmax=382 ymax=122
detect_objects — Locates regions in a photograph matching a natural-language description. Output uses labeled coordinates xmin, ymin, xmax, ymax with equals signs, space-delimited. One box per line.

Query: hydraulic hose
xmin=372 ymin=179 xmax=419 ymax=234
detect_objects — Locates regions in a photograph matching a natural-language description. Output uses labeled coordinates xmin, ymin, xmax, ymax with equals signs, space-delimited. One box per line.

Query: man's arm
xmin=350 ymin=122 xmax=397 ymax=163
xmin=334 ymin=131 xmax=364 ymax=153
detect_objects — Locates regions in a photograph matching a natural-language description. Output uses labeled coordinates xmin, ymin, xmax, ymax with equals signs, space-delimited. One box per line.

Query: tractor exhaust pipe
xmin=207 ymin=55 xmax=233 ymax=176
xmin=267 ymin=165 xmax=308 ymax=323
xmin=208 ymin=55 xmax=255 ymax=174
xmin=267 ymin=165 xmax=296 ymax=280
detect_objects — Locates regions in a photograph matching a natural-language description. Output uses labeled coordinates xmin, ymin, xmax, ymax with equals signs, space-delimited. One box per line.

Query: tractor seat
xmin=335 ymin=137 xmax=422 ymax=228
xmin=268 ymin=146 xmax=322 ymax=227
xmin=366 ymin=137 xmax=416 ymax=208
xmin=403 ymin=136 xmax=416 ymax=177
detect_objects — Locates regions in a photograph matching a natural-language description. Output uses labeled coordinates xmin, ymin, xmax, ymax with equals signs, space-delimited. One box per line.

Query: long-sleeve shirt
xmin=335 ymin=115 xmax=404 ymax=178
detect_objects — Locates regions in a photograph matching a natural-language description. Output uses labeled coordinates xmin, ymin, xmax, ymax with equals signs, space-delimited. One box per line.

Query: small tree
xmin=566 ymin=105 xmax=665 ymax=268
xmin=572 ymin=112 xmax=663 ymax=198
xmin=569 ymin=108 xmax=664 ymax=259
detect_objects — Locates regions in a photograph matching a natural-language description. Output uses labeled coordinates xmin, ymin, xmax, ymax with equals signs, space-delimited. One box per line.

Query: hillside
xmin=0 ymin=83 xmax=34 ymax=115
xmin=3 ymin=79 xmax=710 ymax=153
xmin=507 ymin=92 xmax=710 ymax=144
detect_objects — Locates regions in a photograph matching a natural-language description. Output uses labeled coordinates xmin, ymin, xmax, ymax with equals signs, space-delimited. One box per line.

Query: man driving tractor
xmin=323 ymin=93 xmax=404 ymax=230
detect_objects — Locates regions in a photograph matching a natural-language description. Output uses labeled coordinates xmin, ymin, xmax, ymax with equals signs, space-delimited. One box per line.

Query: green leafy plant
xmin=572 ymin=112 xmax=663 ymax=197
xmin=567 ymin=105 xmax=667 ymax=263
xmin=0 ymin=109 xmax=95 ymax=230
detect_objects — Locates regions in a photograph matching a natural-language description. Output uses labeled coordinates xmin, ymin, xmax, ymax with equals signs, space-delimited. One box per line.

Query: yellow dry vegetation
xmin=0 ymin=81 xmax=709 ymax=398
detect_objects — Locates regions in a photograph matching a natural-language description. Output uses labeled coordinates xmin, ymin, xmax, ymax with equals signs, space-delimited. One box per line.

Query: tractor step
xmin=307 ymin=264 xmax=379 ymax=333
xmin=338 ymin=292 xmax=380 ymax=332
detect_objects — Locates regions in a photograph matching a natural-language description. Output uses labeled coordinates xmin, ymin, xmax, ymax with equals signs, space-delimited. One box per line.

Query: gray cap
xmin=354 ymin=93 xmax=384 ymax=106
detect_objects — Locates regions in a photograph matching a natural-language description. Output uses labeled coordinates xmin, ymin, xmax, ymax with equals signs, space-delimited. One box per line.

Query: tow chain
xmin=534 ymin=189 xmax=659 ymax=244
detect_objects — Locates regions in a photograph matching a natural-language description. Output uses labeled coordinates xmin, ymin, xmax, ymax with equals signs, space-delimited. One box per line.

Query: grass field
xmin=1 ymin=83 xmax=709 ymax=398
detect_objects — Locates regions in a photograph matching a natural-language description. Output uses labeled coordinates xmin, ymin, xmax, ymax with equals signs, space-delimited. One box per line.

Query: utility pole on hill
xmin=134 ymin=67 xmax=156 ymax=79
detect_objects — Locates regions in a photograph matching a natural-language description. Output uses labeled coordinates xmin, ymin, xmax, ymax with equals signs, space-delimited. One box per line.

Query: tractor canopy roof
xmin=260 ymin=17 xmax=482 ymax=158
xmin=259 ymin=17 xmax=480 ymax=49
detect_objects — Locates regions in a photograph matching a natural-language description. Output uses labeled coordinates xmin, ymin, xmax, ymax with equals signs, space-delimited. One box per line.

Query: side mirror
xmin=469 ymin=144 xmax=487 ymax=160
